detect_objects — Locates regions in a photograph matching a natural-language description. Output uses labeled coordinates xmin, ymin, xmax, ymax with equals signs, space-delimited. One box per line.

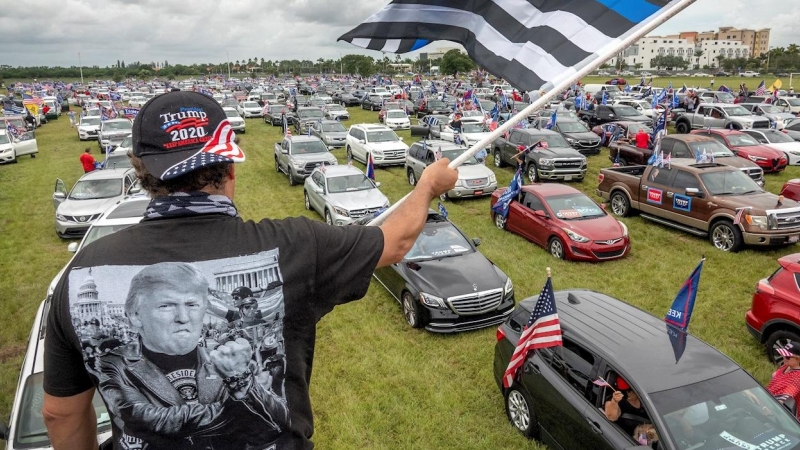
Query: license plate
xmin=790 ymin=235 xmax=799 ymax=243
xmin=473 ymin=190 xmax=483 ymax=196
xmin=564 ymin=175 xmax=573 ymax=181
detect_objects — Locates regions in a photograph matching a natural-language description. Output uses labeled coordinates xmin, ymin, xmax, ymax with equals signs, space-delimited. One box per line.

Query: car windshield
xmin=103 ymin=121 xmax=131 ymax=131
xmin=689 ymin=141 xmax=735 ymax=157
xmin=326 ymin=174 xmax=375 ymax=193
xmin=784 ymin=98 xmax=800 ymax=106
xmin=13 ymin=372 xmax=111 ymax=448
xmin=427 ymin=100 xmax=446 ymax=109
xmin=299 ymin=109 xmax=323 ymax=119
xmin=462 ymin=123 xmax=487 ymax=133
xmin=765 ymin=131 xmax=795 ymax=143
xmin=700 ymin=170 xmax=763 ymax=195
xmin=439 ymin=148 xmax=480 ymax=165
xmin=723 ymin=106 xmax=751 ymax=117
xmin=759 ymin=105 xmax=782 ymax=114
xmin=119 ymin=136 xmax=132 ymax=147
xmin=387 ymin=111 xmax=407 ymax=119
xmin=321 ymin=123 xmax=346 ymax=132
xmin=559 ymin=122 xmax=589 ymax=132
xmin=367 ymin=130 xmax=399 ymax=143
xmin=627 ymin=123 xmax=653 ymax=135
xmin=544 ymin=193 xmax=605 ymax=219
xmin=0 ymin=133 xmax=9 ymax=145
xmin=536 ymin=134 xmax=571 ymax=148
xmin=291 ymin=140 xmax=328 ymax=154
xmin=404 ymin=222 xmax=474 ymax=261
xmin=373 ymin=87 xmax=388 ymax=93
xmin=726 ymin=134 xmax=760 ymax=146
xmin=326 ymin=104 xmax=344 ymax=111
xmin=243 ymin=102 xmax=259 ymax=108
xmin=69 ymin=178 xmax=122 ymax=200
xmin=83 ymin=223 xmax=137 ymax=247
xmin=462 ymin=111 xmax=483 ymax=118
xmin=82 ymin=117 xmax=101 ymax=126
xmin=224 ymin=110 xmax=240 ymax=118
xmin=651 ymin=370 xmax=800 ymax=450
xmin=716 ymin=92 xmax=736 ymax=103
xmin=614 ymin=106 xmax=640 ymax=117
xmin=270 ymin=106 xmax=286 ymax=114
xmin=103 ymin=154 xmax=133 ymax=170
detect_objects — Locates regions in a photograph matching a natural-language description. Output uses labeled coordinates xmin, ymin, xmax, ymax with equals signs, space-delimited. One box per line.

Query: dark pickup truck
xmin=492 ymin=129 xmax=587 ymax=182
xmin=596 ymin=162 xmax=800 ymax=252
xmin=577 ymin=105 xmax=652 ymax=128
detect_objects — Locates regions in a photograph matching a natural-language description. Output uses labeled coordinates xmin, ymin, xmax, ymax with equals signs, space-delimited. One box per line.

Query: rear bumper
xmin=745 ymin=311 xmax=763 ymax=342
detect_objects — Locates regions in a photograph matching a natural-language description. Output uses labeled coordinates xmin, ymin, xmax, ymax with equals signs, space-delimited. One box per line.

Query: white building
xmin=608 ymin=35 xmax=748 ymax=71
xmin=694 ymin=40 xmax=749 ymax=69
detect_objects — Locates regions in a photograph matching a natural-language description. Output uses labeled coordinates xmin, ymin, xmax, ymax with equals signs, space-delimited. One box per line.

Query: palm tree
xmin=693 ymin=50 xmax=704 ymax=70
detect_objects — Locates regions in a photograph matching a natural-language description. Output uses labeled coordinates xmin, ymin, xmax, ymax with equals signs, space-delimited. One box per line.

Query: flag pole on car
xmin=349 ymin=0 xmax=698 ymax=226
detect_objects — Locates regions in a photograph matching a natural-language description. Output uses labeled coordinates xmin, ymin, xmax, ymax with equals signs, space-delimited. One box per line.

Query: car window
xmin=700 ymin=170 xmax=762 ymax=195
xmin=69 ymin=179 xmax=122 ymax=200
xmin=545 ymin=338 xmax=596 ymax=393
xmin=327 ymin=174 xmax=374 ymax=193
xmin=795 ymin=273 xmax=800 ymax=291
xmin=672 ymin=170 xmax=701 ymax=190
xmin=522 ymin=192 xmax=545 ymax=211
xmin=648 ymin=166 xmax=675 ymax=185
xmin=408 ymin=144 xmax=421 ymax=160
xmin=403 ymin=222 xmax=474 ymax=261
xmin=671 ymin=141 xmax=692 ymax=159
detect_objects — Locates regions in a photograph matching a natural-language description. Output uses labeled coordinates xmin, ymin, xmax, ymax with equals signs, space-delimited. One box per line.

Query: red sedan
xmin=746 ymin=253 xmax=800 ymax=364
xmin=690 ymin=129 xmax=787 ymax=173
xmin=781 ymin=179 xmax=800 ymax=202
xmin=490 ymin=184 xmax=630 ymax=262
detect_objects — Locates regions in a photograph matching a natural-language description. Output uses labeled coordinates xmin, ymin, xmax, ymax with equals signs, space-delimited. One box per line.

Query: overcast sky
xmin=1 ymin=0 xmax=796 ymax=68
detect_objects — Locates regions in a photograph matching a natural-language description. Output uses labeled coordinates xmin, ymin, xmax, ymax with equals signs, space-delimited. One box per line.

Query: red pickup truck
xmin=596 ymin=162 xmax=800 ymax=252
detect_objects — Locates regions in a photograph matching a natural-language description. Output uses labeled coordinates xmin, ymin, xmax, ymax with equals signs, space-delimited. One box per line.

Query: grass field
xmin=0 ymin=88 xmax=797 ymax=448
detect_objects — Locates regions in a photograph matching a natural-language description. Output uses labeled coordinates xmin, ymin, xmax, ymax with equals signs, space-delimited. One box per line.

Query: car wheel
xmin=439 ymin=193 xmax=447 ymax=202
xmin=346 ymin=146 xmax=354 ymax=163
xmin=274 ymin=157 xmax=280 ymax=173
xmin=505 ymin=387 xmax=539 ymax=439
xmin=494 ymin=212 xmax=506 ymax=230
xmin=548 ymin=236 xmax=566 ymax=260
xmin=766 ymin=330 xmax=800 ymax=365
xmin=709 ymin=220 xmax=743 ymax=252
xmin=401 ymin=291 xmax=423 ymax=329
xmin=30 ymin=154 xmax=35 ymax=158
xmin=675 ymin=122 xmax=690 ymax=134
xmin=494 ymin=149 xmax=505 ymax=168
xmin=325 ymin=209 xmax=333 ymax=226
xmin=526 ymin=164 xmax=539 ymax=183
xmin=610 ymin=191 xmax=632 ymax=217
xmin=304 ymin=191 xmax=311 ymax=210
xmin=407 ymin=168 xmax=417 ymax=186
xmin=617 ymin=157 xmax=628 ymax=167
xmin=288 ymin=171 xmax=296 ymax=186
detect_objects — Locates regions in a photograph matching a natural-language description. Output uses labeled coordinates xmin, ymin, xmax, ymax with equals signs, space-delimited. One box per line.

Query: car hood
xmin=713 ymin=192 xmax=800 ymax=213
xmin=57 ymin=197 xmax=121 ymax=216
xmin=385 ymin=117 xmax=410 ymax=123
xmin=79 ymin=125 xmax=100 ymax=131
xmin=328 ymin=189 xmax=388 ymax=209
xmin=535 ymin=147 xmax=584 ymax=158
xmin=619 ymin=114 xmax=651 ymax=123
xmin=462 ymin=131 xmax=490 ymax=142
xmin=765 ymin=142 xmax=800 ymax=153
xmin=712 ymin=156 xmax=760 ymax=169
xmin=402 ymin=251 xmax=504 ymax=299
xmin=290 ymin=153 xmax=337 ymax=163
xmin=367 ymin=141 xmax=409 ymax=151
xmin=733 ymin=144 xmax=786 ymax=158
xmin=457 ymin=164 xmax=494 ymax=179
xmin=321 ymin=131 xmax=348 ymax=139
xmin=559 ymin=215 xmax=626 ymax=241
xmin=562 ymin=131 xmax=601 ymax=141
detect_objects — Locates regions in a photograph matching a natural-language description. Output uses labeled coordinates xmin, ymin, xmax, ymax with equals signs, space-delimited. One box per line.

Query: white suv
xmin=345 ymin=124 xmax=409 ymax=167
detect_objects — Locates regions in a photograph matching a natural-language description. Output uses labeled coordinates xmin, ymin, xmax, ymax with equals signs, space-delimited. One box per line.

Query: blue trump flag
xmin=665 ymin=258 xmax=704 ymax=331
xmin=491 ymin=166 xmax=523 ymax=219
xmin=665 ymin=323 xmax=688 ymax=363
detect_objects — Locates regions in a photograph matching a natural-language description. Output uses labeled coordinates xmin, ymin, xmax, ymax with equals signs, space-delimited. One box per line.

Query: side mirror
xmin=534 ymin=210 xmax=548 ymax=218
xmin=281 ymin=149 xmax=289 ymax=154
xmin=398 ymin=137 xmax=403 ymax=141
xmin=358 ymin=139 xmax=365 ymax=144
xmin=67 ymin=242 xmax=78 ymax=253
xmin=472 ymin=237 xmax=482 ymax=247
xmin=314 ymin=186 xmax=323 ymax=194
xmin=685 ymin=187 xmax=704 ymax=198
xmin=53 ymin=192 xmax=66 ymax=201
xmin=375 ymin=181 xmax=382 ymax=187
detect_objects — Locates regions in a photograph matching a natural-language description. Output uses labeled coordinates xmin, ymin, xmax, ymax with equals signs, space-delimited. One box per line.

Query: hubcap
xmin=402 ymin=295 xmax=416 ymax=326
xmin=550 ymin=240 xmax=563 ymax=258
xmin=304 ymin=193 xmax=310 ymax=210
xmin=408 ymin=171 xmax=415 ymax=185
xmin=527 ymin=166 xmax=537 ymax=183
xmin=611 ymin=195 xmax=626 ymax=215
xmin=494 ymin=214 xmax=506 ymax=230
xmin=326 ymin=212 xmax=332 ymax=225
xmin=773 ymin=338 xmax=793 ymax=365
xmin=507 ymin=391 xmax=530 ymax=432
xmin=712 ymin=226 xmax=734 ymax=251
xmin=494 ymin=152 xmax=501 ymax=167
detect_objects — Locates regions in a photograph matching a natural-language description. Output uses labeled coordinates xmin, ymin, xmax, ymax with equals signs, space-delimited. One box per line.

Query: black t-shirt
xmin=44 ymin=213 xmax=384 ymax=450
xmin=617 ymin=397 xmax=648 ymax=436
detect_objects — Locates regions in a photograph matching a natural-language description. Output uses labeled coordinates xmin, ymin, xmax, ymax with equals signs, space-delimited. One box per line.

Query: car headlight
xmin=382 ymin=200 xmax=390 ymax=208
xmin=563 ymin=228 xmax=590 ymax=243
xmin=488 ymin=173 xmax=497 ymax=184
xmin=746 ymin=215 xmax=768 ymax=230
xmin=618 ymin=220 xmax=628 ymax=237
xmin=580 ymin=157 xmax=587 ymax=165
xmin=372 ymin=149 xmax=383 ymax=155
xmin=743 ymin=122 xmax=752 ymax=129
xmin=332 ymin=206 xmax=350 ymax=217
xmin=539 ymin=158 xmax=555 ymax=166
xmin=504 ymin=277 xmax=514 ymax=296
xmin=748 ymin=155 xmax=767 ymax=162
xmin=56 ymin=214 xmax=67 ymax=221
xmin=290 ymin=159 xmax=304 ymax=169
xmin=566 ymin=137 xmax=576 ymax=144
xmin=419 ymin=292 xmax=446 ymax=309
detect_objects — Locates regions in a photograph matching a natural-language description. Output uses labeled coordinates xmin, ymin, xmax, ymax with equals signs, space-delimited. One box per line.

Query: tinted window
xmin=408 ymin=144 xmax=422 ymax=160
xmin=671 ymin=141 xmax=692 ymax=159
xmin=546 ymin=338 xmax=595 ymax=393
xmin=648 ymin=166 xmax=674 ymax=185
xmin=522 ymin=192 xmax=545 ymax=211
xmin=672 ymin=170 xmax=700 ymax=190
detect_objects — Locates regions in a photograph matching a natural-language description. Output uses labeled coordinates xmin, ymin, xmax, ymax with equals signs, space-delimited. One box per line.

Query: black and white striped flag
xmin=339 ymin=0 xmax=694 ymax=92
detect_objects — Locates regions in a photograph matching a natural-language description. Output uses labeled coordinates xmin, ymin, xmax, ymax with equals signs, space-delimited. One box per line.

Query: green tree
xmin=439 ymin=49 xmax=475 ymax=76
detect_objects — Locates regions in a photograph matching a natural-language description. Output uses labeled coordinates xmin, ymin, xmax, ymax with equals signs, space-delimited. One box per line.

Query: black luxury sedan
xmin=493 ymin=289 xmax=800 ymax=449
xmin=360 ymin=211 xmax=514 ymax=333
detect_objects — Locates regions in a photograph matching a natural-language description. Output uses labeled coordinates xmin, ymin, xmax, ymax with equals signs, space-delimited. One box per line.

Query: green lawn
xmin=0 ymin=97 xmax=796 ymax=449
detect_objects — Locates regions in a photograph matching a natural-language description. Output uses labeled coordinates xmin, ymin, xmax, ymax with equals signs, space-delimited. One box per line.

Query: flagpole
xmin=367 ymin=0 xmax=697 ymax=226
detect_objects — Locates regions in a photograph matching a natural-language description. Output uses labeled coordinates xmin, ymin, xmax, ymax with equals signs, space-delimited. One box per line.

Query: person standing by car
xmin=67 ymin=110 xmax=76 ymax=128
xmin=79 ymin=148 xmax=96 ymax=173
xmin=767 ymin=341 xmax=800 ymax=418
xmin=710 ymin=77 xmax=715 ymax=89
xmin=42 ymin=90 xmax=458 ymax=450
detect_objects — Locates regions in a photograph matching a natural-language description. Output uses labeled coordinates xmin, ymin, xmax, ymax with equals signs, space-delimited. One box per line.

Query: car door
xmin=504 ymin=130 xmax=526 ymax=164
xmin=307 ymin=172 xmax=324 ymax=214
xmin=514 ymin=191 xmax=548 ymax=246
xmin=707 ymin=107 xmax=726 ymax=128
xmin=592 ymin=362 xmax=657 ymax=449
xmin=520 ymin=339 xmax=612 ymax=450
xmin=53 ymin=179 xmax=67 ymax=210
xmin=640 ymin=165 xmax=676 ymax=216
xmin=12 ymin=132 xmax=38 ymax=157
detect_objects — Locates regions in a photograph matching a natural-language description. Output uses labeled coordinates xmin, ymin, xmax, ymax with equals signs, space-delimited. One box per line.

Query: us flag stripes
xmin=340 ymin=0 xmax=695 ymax=92
xmin=754 ymin=80 xmax=767 ymax=97
xmin=503 ymin=272 xmax=562 ymax=388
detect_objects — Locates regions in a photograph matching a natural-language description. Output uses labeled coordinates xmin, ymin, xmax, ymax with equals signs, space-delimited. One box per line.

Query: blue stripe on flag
xmin=410 ymin=39 xmax=430 ymax=51
xmin=593 ymin=0 xmax=660 ymax=23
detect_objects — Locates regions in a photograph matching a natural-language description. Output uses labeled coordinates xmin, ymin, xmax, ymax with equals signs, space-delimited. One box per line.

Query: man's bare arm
xmin=43 ymin=389 xmax=99 ymax=450
xmin=378 ymin=158 xmax=458 ymax=267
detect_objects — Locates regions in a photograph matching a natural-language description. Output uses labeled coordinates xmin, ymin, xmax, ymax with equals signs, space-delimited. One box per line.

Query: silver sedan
xmin=303 ymin=164 xmax=389 ymax=226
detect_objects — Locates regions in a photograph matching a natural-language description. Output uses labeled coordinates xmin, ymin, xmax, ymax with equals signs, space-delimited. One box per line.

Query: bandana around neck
xmin=144 ymin=192 xmax=238 ymax=220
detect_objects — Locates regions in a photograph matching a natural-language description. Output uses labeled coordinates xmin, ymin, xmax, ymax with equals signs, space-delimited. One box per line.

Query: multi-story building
xmin=695 ymin=40 xmax=750 ymax=69
xmin=609 ymin=35 xmax=695 ymax=70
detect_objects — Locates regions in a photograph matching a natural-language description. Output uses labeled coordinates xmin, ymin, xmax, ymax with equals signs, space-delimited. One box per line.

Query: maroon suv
xmin=746 ymin=253 xmax=800 ymax=364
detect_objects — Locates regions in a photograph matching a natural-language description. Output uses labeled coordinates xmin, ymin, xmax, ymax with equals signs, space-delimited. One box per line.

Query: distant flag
xmin=733 ymin=206 xmax=752 ymax=226
xmin=679 ymin=84 xmax=688 ymax=94
xmin=438 ymin=201 xmax=449 ymax=220
xmin=492 ymin=165 xmax=523 ymax=220
xmin=718 ymin=85 xmax=731 ymax=93
xmin=502 ymin=270 xmax=562 ymax=389
xmin=435 ymin=146 xmax=443 ymax=161
xmin=665 ymin=258 xmax=704 ymax=332
xmin=545 ymin=109 xmax=557 ymax=130
xmin=5 ymin=120 xmax=22 ymax=139
xmin=601 ymin=91 xmax=608 ymax=105
xmin=307 ymin=126 xmax=312 ymax=136
xmin=770 ymin=119 xmax=777 ymax=130
xmin=366 ymin=152 xmax=375 ymax=181
xmin=639 ymin=76 xmax=646 ymax=87
xmin=624 ymin=84 xmax=632 ymax=93
xmin=754 ymin=80 xmax=767 ymax=96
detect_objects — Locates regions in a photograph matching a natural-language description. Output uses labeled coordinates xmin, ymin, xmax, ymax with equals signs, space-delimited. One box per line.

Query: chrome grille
xmin=349 ymin=207 xmax=382 ymax=219
xmin=382 ymin=150 xmax=406 ymax=159
xmin=752 ymin=121 xmax=770 ymax=129
xmin=466 ymin=177 xmax=488 ymax=187
xmin=62 ymin=213 xmax=102 ymax=223
xmin=577 ymin=140 xmax=600 ymax=148
xmin=553 ymin=159 xmax=584 ymax=168
xmin=447 ymin=288 xmax=504 ymax=315
xmin=768 ymin=208 xmax=800 ymax=230
xmin=740 ymin=167 xmax=763 ymax=181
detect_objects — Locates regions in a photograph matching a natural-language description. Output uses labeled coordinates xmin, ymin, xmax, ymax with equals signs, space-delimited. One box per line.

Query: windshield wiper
xmin=740 ymin=189 xmax=761 ymax=195
xmin=715 ymin=192 xmax=736 ymax=196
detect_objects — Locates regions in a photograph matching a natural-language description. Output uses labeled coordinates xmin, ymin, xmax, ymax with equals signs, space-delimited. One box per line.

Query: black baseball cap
xmin=131 ymin=91 xmax=245 ymax=180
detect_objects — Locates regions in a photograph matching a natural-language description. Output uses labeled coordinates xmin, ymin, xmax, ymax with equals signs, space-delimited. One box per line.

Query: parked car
xmin=689 ymin=129 xmax=787 ymax=173
xmin=532 ymin=119 xmax=601 ymax=155
xmin=77 ymin=116 xmax=101 ymax=141
xmin=345 ymin=124 xmax=409 ymax=167
xmin=697 ymin=91 xmax=737 ymax=104
xmin=491 ymin=184 xmax=629 ymax=261
xmin=309 ymin=120 xmax=348 ymax=148
xmin=53 ymin=168 xmax=138 ymax=238
xmin=263 ymin=104 xmax=293 ymax=126
xmin=97 ymin=118 xmax=133 ymax=153
xmin=494 ymin=289 xmax=800 ymax=449
xmin=323 ymin=103 xmax=349 ymax=121
xmin=383 ymin=109 xmax=411 ymax=130
xmin=577 ymin=105 xmax=652 ymax=128
xmin=591 ymin=121 xmax=653 ymax=144
xmin=782 ymin=179 xmax=800 ymax=202
xmin=612 ymin=99 xmax=657 ymax=119
xmin=405 ymin=140 xmax=497 ymax=201
xmin=409 ymin=114 xmax=450 ymax=139
xmin=741 ymin=129 xmax=800 ymax=166
xmin=492 ymin=129 xmax=587 ymax=183
xmin=237 ymin=100 xmax=263 ymax=118
xmin=273 ymin=135 xmax=338 ymax=186
xmin=739 ymin=103 xmax=796 ymax=130
xmin=360 ymin=94 xmax=384 ymax=111
xmin=740 ymin=70 xmax=760 ymax=77
xmin=0 ymin=129 xmax=38 ymax=164
xmin=674 ymin=103 xmax=770 ymax=133
xmin=222 ymin=107 xmax=245 ymax=133
xmin=334 ymin=91 xmax=361 ymax=107
xmin=746 ymin=253 xmax=800 ymax=364
xmin=438 ymin=122 xmax=491 ymax=149
xmin=292 ymin=107 xmax=325 ymax=134
xmin=785 ymin=118 xmax=800 ymax=142
xmin=597 ymin=163 xmax=800 ymax=252
xmin=362 ymin=210 xmax=515 ymax=332
xmin=741 ymin=96 xmax=800 ymax=115
xmin=303 ymin=164 xmax=389 ymax=226
xmin=414 ymin=98 xmax=451 ymax=118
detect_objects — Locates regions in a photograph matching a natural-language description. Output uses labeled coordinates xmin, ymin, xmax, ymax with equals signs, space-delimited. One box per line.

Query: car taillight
xmin=496 ymin=326 xmax=506 ymax=342
xmin=756 ymin=279 xmax=775 ymax=295
xmin=598 ymin=173 xmax=604 ymax=183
